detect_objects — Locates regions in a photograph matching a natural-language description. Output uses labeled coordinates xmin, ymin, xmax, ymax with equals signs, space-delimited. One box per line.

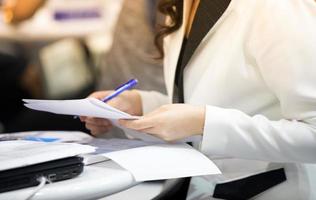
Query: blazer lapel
xmin=180 ymin=0 xmax=233 ymax=71
xmin=164 ymin=0 xmax=192 ymax=99
xmin=165 ymin=0 xmax=234 ymax=101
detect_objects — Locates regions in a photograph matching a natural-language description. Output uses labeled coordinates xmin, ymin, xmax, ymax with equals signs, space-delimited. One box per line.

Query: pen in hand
xmin=74 ymin=79 xmax=138 ymax=119
xmin=101 ymin=79 xmax=138 ymax=103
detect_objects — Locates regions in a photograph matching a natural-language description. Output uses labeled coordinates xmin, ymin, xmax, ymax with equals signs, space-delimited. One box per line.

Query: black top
xmin=173 ymin=0 xmax=231 ymax=103
xmin=174 ymin=38 xmax=188 ymax=103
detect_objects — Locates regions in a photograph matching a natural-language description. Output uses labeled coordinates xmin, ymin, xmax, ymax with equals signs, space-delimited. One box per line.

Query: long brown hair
xmin=155 ymin=0 xmax=183 ymax=58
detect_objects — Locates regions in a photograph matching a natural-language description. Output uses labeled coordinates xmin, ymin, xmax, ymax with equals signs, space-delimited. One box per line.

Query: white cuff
xmin=138 ymin=90 xmax=168 ymax=114
xmin=200 ymin=105 xmax=232 ymax=156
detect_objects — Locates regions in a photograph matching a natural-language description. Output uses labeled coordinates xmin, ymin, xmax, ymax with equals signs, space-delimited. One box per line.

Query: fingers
xmin=132 ymin=126 xmax=177 ymax=142
xmin=106 ymin=98 xmax=123 ymax=110
xmin=81 ymin=117 xmax=112 ymax=136
xmin=118 ymin=108 xmax=162 ymax=131
xmin=79 ymin=116 xmax=111 ymax=126
xmin=119 ymin=119 xmax=164 ymax=140
xmin=88 ymin=91 xmax=113 ymax=100
xmin=118 ymin=117 xmax=154 ymax=131
xmin=85 ymin=123 xmax=112 ymax=136
xmin=79 ymin=116 xmax=86 ymax=122
xmin=84 ymin=117 xmax=111 ymax=127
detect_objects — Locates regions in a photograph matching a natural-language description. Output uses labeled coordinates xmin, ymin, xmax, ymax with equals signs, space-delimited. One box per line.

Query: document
xmin=0 ymin=140 xmax=95 ymax=171
xmin=86 ymin=138 xmax=162 ymax=154
xmin=103 ymin=143 xmax=221 ymax=181
xmin=23 ymin=98 xmax=138 ymax=120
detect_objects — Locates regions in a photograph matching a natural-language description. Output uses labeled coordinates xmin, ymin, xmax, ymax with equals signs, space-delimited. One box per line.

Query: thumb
xmin=106 ymin=97 xmax=126 ymax=110
xmin=88 ymin=91 xmax=114 ymax=100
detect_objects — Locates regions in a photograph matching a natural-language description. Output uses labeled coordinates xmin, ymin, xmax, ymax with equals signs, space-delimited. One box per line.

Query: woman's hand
xmin=80 ymin=90 xmax=142 ymax=136
xmin=119 ymin=104 xmax=206 ymax=142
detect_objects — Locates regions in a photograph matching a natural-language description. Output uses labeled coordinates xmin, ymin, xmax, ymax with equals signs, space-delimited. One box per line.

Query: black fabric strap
xmin=213 ymin=168 xmax=287 ymax=200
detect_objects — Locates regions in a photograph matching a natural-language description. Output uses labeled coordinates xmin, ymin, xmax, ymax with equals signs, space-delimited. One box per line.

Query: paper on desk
xmin=23 ymin=98 xmax=138 ymax=120
xmin=0 ymin=140 xmax=95 ymax=171
xmin=87 ymin=138 xmax=163 ymax=154
xmin=103 ymin=143 xmax=221 ymax=181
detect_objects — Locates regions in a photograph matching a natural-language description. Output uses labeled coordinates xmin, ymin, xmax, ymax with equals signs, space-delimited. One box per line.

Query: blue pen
xmin=101 ymin=79 xmax=138 ymax=102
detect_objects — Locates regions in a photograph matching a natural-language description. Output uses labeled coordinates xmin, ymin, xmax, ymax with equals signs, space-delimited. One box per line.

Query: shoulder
xmin=249 ymin=0 xmax=316 ymax=23
xmin=234 ymin=0 xmax=316 ymax=34
xmin=244 ymin=0 xmax=316 ymax=46
xmin=244 ymin=0 xmax=316 ymax=90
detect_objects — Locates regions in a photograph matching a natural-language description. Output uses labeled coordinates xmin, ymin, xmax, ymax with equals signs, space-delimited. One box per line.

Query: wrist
xmin=130 ymin=90 xmax=143 ymax=116
xmin=193 ymin=106 xmax=206 ymax=135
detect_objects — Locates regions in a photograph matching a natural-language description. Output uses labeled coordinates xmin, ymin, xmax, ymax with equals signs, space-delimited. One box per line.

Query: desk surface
xmin=0 ymin=161 xmax=139 ymax=200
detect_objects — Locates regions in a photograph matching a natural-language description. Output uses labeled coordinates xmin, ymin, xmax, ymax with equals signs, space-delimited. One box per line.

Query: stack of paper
xmin=23 ymin=98 xmax=138 ymax=120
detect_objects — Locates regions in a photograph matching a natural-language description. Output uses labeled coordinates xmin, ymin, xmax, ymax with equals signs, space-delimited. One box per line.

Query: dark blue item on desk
xmin=54 ymin=9 xmax=101 ymax=21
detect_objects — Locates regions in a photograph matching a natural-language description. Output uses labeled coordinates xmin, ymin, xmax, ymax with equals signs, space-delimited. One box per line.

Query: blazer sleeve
xmin=200 ymin=0 xmax=316 ymax=163
xmin=138 ymin=90 xmax=169 ymax=114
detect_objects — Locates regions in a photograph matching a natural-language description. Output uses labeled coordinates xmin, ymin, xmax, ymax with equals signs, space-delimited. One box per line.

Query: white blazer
xmin=138 ymin=0 xmax=316 ymax=199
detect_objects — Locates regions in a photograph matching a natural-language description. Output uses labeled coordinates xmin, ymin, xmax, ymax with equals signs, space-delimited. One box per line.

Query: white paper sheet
xmin=0 ymin=140 xmax=95 ymax=171
xmin=103 ymin=143 xmax=221 ymax=181
xmin=87 ymin=138 xmax=163 ymax=154
xmin=23 ymin=98 xmax=138 ymax=120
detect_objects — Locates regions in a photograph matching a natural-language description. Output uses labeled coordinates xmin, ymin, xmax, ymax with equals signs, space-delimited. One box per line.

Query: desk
xmin=0 ymin=161 xmax=164 ymax=200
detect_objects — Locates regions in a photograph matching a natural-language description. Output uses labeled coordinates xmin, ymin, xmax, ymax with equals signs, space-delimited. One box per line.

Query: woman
xmin=81 ymin=0 xmax=316 ymax=199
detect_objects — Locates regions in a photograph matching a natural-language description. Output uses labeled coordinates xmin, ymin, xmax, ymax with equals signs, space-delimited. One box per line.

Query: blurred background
xmin=0 ymin=0 xmax=166 ymax=135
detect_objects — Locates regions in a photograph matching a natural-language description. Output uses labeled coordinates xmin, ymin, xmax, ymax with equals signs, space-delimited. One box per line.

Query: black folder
xmin=0 ymin=156 xmax=84 ymax=193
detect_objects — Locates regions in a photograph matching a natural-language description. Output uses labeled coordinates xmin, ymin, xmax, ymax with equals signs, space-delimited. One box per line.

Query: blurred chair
xmin=39 ymin=39 xmax=95 ymax=99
